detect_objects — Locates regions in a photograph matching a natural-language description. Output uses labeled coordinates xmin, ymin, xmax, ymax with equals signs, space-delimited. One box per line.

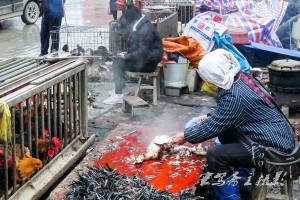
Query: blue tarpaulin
xmin=242 ymin=42 xmax=300 ymax=59
xmin=236 ymin=42 xmax=300 ymax=67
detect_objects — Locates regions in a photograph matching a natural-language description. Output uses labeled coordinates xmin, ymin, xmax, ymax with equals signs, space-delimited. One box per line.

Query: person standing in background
xmin=40 ymin=0 xmax=66 ymax=56
xmin=110 ymin=0 xmax=118 ymax=21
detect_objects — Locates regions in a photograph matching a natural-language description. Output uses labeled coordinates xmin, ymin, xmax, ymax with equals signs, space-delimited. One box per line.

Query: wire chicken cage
xmin=49 ymin=1 xmax=194 ymax=58
xmin=0 ymin=58 xmax=93 ymax=200
xmin=50 ymin=24 xmax=128 ymax=57
xmin=141 ymin=0 xmax=194 ymax=7
xmin=141 ymin=0 xmax=195 ymax=33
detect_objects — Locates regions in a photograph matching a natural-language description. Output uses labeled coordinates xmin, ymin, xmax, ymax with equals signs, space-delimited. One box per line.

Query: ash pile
xmin=65 ymin=166 xmax=202 ymax=200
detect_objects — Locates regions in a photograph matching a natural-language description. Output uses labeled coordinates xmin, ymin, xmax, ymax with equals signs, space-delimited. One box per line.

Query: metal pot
xmin=268 ymin=59 xmax=300 ymax=93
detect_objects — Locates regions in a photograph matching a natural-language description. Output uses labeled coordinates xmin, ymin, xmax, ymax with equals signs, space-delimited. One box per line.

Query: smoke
xmin=136 ymin=106 xmax=192 ymax=145
xmin=136 ymin=102 xmax=214 ymax=145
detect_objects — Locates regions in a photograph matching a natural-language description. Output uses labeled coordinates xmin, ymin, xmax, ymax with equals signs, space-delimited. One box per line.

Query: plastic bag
xmin=167 ymin=53 xmax=180 ymax=62
xmin=0 ymin=100 xmax=12 ymax=142
xmin=183 ymin=12 xmax=227 ymax=52
xmin=213 ymin=32 xmax=251 ymax=74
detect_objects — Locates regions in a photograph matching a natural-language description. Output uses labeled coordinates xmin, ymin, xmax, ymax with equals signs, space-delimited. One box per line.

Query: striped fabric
xmin=195 ymin=0 xmax=287 ymax=47
xmin=184 ymin=76 xmax=294 ymax=160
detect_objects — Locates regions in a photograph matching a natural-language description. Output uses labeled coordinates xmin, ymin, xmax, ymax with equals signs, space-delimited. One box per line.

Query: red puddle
xmin=95 ymin=130 xmax=210 ymax=194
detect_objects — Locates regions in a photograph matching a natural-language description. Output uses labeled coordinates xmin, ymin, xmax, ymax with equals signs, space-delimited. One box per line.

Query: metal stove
xmin=267 ymin=59 xmax=300 ymax=115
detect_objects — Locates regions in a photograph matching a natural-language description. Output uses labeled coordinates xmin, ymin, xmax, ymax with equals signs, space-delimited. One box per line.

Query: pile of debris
xmin=65 ymin=166 xmax=202 ymax=200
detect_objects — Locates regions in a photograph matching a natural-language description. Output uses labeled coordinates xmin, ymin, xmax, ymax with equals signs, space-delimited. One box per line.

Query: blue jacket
xmin=42 ymin=0 xmax=66 ymax=18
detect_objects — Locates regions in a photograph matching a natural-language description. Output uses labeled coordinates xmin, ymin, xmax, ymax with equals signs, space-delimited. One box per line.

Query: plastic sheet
xmin=195 ymin=0 xmax=288 ymax=47
xmin=213 ymin=32 xmax=251 ymax=74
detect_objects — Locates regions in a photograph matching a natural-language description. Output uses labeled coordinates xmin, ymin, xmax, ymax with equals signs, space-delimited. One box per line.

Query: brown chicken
xmin=1 ymin=144 xmax=42 ymax=185
xmin=32 ymin=132 xmax=61 ymax=158
xmin=13 ymin=144 xmax=43 ymax=181
xmin=32 ymin=138 xmax=49 ymax=155
xmin=17 ymin=154 xmax=43 ymax=181
xmin=15 ymin=144 xmax=31 ymax=158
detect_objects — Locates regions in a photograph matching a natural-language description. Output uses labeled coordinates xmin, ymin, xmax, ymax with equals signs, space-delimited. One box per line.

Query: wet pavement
xmin=0 ymin=0 xmax=115 ymax=58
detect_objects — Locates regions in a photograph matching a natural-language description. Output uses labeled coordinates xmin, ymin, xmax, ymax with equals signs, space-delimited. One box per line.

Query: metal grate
xmin=141 ymin=0 xmax=194 ymax=7
xmin=0 ymin=58 xmax=88 ymax=200
xmin=141 ymin=0 xmax=195 ymax=34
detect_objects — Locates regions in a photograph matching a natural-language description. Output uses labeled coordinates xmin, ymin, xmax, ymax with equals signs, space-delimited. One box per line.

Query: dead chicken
xmin=135 ymin=136 xmax=207 ymax=164
xmin=170 ymin=144 xmax=207 ymax=157
xmin=135 ymin=135 xmax=173 ymax=164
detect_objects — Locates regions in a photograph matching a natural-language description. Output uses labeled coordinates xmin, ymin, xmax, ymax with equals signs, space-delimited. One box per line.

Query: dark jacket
xmin=124 ymin=16 xmax=163 ymax=72
xmin=42 ymin=0 xmax=66 ymax=18
xmin=110 ymin=0 xmax=117 ymax=11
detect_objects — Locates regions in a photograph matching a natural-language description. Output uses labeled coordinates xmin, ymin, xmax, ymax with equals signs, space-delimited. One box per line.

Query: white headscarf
xmin=197 ymin=49 xmax=240 ymax=90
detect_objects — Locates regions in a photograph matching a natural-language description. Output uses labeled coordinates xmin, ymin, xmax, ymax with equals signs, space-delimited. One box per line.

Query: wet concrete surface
xmin=0 ymin=0 xmax=115 ymax=58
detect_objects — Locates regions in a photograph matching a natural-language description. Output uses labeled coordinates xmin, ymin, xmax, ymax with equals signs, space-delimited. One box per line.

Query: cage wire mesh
xmin=51 ymin=25 xmax=127 ymax=57
xmin=141 ymin=0 xmax=195 ymax=33
xmin=0 ymin=58 xmax=88 ymax=200
xmin=50 ymin=1 xmax=195 ymax=57
xmin=141 ymin=0 xmax=194 ymax=7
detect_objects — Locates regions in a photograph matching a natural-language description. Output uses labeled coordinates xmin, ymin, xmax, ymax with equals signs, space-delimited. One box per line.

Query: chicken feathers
xmin=17 ymin=154 xmax=42 ymax=181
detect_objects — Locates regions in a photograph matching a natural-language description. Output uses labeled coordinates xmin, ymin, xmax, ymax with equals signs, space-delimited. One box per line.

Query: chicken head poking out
xmin=17 ymin=154 xmax=43 ymax=181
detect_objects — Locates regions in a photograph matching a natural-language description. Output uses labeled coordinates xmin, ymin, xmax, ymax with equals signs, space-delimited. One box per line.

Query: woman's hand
xmin=185 ymin=115 xmax=208 ymax=129
xmin=171 ymin=132 xmax=186 ymax=145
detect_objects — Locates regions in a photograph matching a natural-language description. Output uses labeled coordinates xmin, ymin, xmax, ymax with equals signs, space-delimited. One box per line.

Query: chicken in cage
xmin=50 ymin=24 xmax=128 ymax=58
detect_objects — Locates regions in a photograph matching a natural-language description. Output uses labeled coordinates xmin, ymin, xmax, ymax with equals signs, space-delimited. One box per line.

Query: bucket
xmin=163 ymin=62 xmax=189 ymax=88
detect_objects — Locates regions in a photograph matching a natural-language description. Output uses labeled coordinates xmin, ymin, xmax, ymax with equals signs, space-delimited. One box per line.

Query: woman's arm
xmin=184 ymin=89 xmax=244 ymax=144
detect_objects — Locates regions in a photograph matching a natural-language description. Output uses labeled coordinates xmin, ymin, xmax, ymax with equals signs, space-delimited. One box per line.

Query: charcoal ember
xmin=65 ymin=166 xmax=202 ymax=200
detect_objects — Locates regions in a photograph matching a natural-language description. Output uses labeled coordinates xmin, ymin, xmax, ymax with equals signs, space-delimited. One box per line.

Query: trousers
xmin=109 ymin=0 xmax=117 ymax=20
xmin=206 ymin=142 xmax=253 ymax=173
xmin=113 ymin=58 xmax=156 ymax=94
xmin=111 ymin=9 xmax=117 ymax=20
xmin=196 ymin=131 xmax=254 ymax=199
xmin=40 ymin=15 xmax=62 ymax=56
